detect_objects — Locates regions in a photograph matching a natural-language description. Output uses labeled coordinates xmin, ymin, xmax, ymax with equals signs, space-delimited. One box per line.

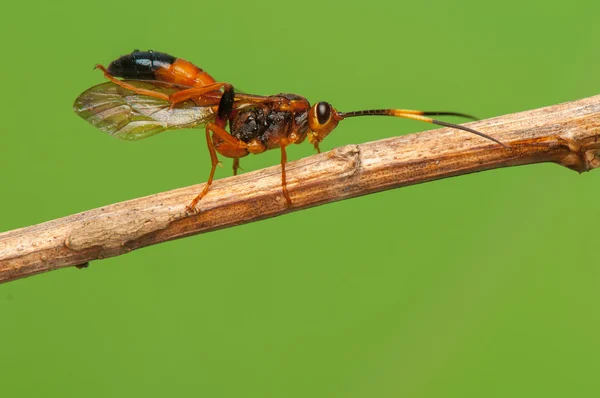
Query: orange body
xmin=154 ymin=58 xmax=216 ymax=88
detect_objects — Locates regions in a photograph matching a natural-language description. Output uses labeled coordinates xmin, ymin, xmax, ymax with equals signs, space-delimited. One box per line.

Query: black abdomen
xmin=107 ymin=50 xmax=176 ymax=79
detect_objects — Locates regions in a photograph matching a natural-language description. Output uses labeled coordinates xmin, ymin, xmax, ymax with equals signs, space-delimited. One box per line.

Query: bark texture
xmin=1 ymin=95 xmax=599 ymax=283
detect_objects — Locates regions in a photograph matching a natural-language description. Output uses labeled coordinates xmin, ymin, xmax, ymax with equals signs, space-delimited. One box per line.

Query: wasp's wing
xmin=73 ymin=80 xmax=216 ymax=140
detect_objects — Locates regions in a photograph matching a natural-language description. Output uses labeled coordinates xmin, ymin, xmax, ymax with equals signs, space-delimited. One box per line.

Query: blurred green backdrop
xmin=1 ymin=1 xmax=599 ymax=397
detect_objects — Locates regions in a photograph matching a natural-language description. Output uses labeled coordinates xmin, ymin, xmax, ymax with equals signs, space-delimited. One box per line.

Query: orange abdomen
xmin=107 ymin=50 xmax=216 ymax=88
xmin=154 ymin=58 xmax=216 ymax=88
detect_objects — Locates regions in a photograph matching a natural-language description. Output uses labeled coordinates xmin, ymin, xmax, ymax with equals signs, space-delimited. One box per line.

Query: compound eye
xmin=316 ymin=101 xmax=331 ymax=125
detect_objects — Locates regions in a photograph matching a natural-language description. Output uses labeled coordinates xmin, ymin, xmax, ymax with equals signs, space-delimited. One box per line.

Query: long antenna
xmin=338 ymin=109 xmax=506 ymax=147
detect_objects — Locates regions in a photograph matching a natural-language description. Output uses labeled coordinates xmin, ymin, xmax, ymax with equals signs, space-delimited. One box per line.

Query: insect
xmin=74 ymin=50 xmax=504 ymax=212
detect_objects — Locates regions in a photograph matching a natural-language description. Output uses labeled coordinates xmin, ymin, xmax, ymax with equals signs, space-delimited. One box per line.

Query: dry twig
xmin=1 ymin=95 xmax=600 ymax=283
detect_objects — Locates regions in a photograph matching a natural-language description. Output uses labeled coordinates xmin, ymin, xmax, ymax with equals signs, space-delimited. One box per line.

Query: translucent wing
xmin=73 ymin=80 xmax=216 ymax=140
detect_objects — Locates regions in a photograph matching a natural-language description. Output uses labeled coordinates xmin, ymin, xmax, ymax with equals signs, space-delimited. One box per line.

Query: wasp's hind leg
xmin=94 ymin=64 xmax=171 ymax=101
xmin=186 ymin=86 xmax=246 ymax=213
xmin=279 ymin=142 xmax=293 ymax=207
xmin=233 ymin=158 xmax=243 ymax=176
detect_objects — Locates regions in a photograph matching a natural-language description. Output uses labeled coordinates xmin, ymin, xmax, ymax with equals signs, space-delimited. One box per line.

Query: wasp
xmin=74 ymin=50 xmax=504 ymax=212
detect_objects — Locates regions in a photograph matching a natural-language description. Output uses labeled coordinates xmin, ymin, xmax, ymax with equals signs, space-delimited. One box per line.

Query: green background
xmin=1 ymin=1 xmax=599 ymax=396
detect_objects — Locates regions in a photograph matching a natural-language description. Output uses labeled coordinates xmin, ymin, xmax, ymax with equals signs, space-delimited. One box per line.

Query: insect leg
xmin=186 ymin=87 xmax=246 ymax=212
xmin=185 ymin=123 xmax=222 ymax=213
xmin=96 ymin=64 xmax=233 ymax=108
xmin=233 ymin=158 xmax=242 ymax=176
xmin=279 ymin=140 xmax=293 ymax=207
xmin=168 ymin=83 xmax=233 ymax=108
xmin=95 ymin=64 xmax=171 ymax=101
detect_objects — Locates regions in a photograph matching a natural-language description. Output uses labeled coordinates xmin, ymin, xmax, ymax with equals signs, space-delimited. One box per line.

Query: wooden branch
xmin=2 ymin=95 xmax=600 ymax=283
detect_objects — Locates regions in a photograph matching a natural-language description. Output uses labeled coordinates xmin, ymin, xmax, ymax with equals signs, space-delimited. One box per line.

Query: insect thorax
xmin=230 ymin=99 xmax=310 ymax=148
